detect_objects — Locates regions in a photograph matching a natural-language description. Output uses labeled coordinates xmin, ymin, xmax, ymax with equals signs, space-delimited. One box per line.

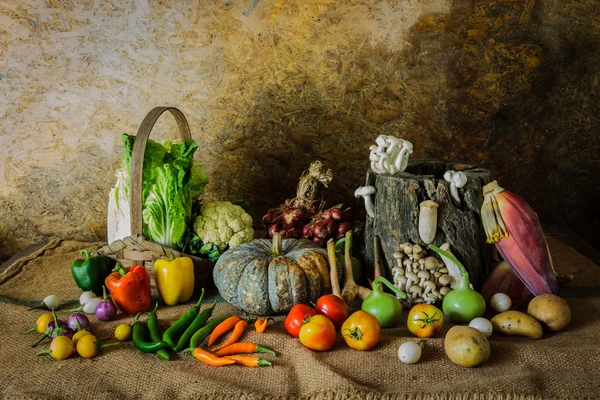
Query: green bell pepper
xmin=71 ymin=250 xmax=114 ymax=296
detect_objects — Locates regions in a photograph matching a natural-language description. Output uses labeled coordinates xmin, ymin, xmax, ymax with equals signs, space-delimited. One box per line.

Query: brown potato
xmin=444 ymin=326 xmax=490 ymax=367
xmin=491 ymin=311 xmax=543 ymax=339
xmin=527 ymin=294 xmax=571 ymax=331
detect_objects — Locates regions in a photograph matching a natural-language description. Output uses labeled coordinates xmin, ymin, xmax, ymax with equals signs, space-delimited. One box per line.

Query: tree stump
xmin=362 ymin=160 xmax=494 ymax=289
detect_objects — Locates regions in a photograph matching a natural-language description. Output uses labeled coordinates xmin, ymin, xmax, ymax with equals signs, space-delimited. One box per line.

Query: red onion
xmin=312 ymin=237 xmax=326 ymax=246
xmin=302 ymin=224 xmax=313 ymax=238
xmin=329 ymin=208 xmax=343 ymax=221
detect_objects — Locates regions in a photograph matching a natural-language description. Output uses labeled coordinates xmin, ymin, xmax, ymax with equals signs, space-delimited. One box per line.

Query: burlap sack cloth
xmin=1 ymin=237 xmax=600 ymax=400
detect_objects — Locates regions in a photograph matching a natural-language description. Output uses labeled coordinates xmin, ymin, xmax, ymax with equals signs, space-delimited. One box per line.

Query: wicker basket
xmin=92 ymin=107 xmax=213 ymax=289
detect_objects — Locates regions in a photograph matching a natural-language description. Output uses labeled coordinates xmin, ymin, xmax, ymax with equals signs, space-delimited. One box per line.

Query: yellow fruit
xmin=49 ymin=336 xmax=73 ymax=360
xmin=114 ymin=324 xmax=132 ymax=341
xmin=72 ymin=330 xmax=92 ymax=345
xmin=36 ymin=314 xmax=54 ymax=334
xmin=444 ymin=326 xmax=490 ymax=368
xmin=76 ymin=335 xmax=99 ymax=358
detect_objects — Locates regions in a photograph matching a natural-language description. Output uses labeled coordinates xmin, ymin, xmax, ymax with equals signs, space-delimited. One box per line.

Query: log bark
xmin=362 ymin=160 xmax=494 ymax=289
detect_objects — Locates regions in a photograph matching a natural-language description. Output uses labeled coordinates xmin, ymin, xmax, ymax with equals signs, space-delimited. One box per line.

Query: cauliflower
xmin=193 ymin=201 xmax=254 ymax=251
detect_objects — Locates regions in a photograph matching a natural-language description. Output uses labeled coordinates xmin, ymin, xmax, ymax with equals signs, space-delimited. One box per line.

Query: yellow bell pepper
xmin=153 ymin=256 xmax=195 ymax=306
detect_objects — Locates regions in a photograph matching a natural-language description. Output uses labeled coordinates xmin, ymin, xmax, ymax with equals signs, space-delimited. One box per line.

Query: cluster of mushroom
xmin=391 ymin=242 xmax=455 ymax=305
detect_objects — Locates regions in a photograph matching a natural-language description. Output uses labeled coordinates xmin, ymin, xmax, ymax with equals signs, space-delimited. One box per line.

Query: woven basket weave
xmin=92 ymin=107 xmax=213 ymax=288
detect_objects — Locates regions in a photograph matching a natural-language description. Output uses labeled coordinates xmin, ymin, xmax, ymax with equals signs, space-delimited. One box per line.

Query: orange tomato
xmin=407 ymin=304 xmax=444 ymax=338
xmin=341 ymin=311 xmax=381 ymax=351
xmin=299 ymin=314 xmax=336 ymax=351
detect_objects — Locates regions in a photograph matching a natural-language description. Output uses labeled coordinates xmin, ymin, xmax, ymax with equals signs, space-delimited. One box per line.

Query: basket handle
xmin=129 ymin=107 xmax=192 ymax=235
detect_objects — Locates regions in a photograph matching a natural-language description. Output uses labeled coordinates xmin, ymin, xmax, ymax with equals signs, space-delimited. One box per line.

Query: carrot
xmin=215 ymin=342 xmax=276 ymax=357
xmin=207 ymin=316 xmax=241 ymax=347
xmin=186 ymin=348 xmax=235 ymax=366
xmin=212 ymin=320 xmax=248 ymax=351
xmin=255 ymin=318 xmax=272 ymax=333
xmin=225 ymin=355 xmax=272 ymax=367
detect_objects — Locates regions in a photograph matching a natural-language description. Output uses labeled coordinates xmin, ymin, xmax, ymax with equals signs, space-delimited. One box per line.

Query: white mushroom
xmin=444 ymin=170 xmax=468 ymax=204
xmin=439 ymin=274 xmax=454 ymax=286
xmin=405 ymin=271 xmax=418 ymax=291
xmin=408 ymin=285 xmax=423 ymax=299
xmin=395 ymin=140 xmax=413 ymax=173
xmin=382 ymin=136 xmax=405 ymax=173
xmin=418 ymin=200 xmax=439 ymax=245
xmin=422 ymin=280 xmax=436 ymax=295
xmin=354 ymin=186 xmax=376 ymax=218
xmin=417 ymin=270 xmax=430 ymax=286
xmin=424 ymin=257 xmax=439 ymax=271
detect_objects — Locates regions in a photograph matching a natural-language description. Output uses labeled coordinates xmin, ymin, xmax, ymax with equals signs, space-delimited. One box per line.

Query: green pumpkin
xmin=213 ymin=233 xmax=331 ymax=315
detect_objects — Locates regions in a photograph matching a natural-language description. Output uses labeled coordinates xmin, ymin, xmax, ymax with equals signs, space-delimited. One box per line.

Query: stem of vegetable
xmin=373 ymin=235 xmax=383 ymax=292
xmin=327 ymin=239 xmax=342 ymax=298
xmin=372 ymin=276 xmax=407 ymax=299
xmin=113 ymin=263 xmax=127 ymax=278
xmin=428 ymin=245 xmax=468 ymax=275
xmin=270 ymin=232 xmax=283 ymax=257
xmin=341 ymin=230 xmax=359 ymax=305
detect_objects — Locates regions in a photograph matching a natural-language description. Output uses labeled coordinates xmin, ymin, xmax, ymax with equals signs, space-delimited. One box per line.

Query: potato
xmin=527 ymin=294 xmax=571 ymax=331
xmin=444 ymin=326 xmax=490 ymax=367
xmin=491 ymin=311 xmax=543 ymax=339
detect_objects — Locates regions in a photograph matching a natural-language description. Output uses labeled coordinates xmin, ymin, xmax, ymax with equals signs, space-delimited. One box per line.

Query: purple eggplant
xmin=67 ymin=313 xmax=90 ymax=331
xmin=95 ymin=285 xmax=117 ymax=321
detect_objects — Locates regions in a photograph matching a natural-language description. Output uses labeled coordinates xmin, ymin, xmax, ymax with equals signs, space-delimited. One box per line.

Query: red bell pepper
xmin=104 ymin=264 xmax=151 ymax=315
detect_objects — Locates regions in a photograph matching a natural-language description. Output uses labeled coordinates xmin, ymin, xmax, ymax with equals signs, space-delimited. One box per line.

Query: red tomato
xmin=284 ymin=304 xmax=317 ymax=337
xmin=299 ymin=314 xmax=337 ymax=351
xmin=407 ymin=304 xmax=444 ymax=338
xmin=314 ymin=294 xmax=349 ymax=329
xmin=341 ymin=310 xmax=381 ymax=350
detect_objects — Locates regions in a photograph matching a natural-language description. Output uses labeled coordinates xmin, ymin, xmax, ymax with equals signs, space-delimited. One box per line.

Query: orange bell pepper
xmin=105 ymin=264 xmax=151 ymax=315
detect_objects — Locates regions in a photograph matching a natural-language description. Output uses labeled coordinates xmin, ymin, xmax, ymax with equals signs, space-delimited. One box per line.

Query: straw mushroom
xmin=424 ymin=257 xmax=439 ymax=271
xmin=418 ymin=200 xmax=439 ymax=245
xmin=439 ymin=287 xmax=452 ymax=297
xmin=354 ymin=186 xmax=376 ymax=218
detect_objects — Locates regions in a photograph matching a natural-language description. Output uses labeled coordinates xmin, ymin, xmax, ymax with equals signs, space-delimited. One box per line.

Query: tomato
xmin=314 ymin=294 xmax=349 ymax=329
xmin=284 ymin=304 xmax=317 ymax=338
xmin=407 ymin=304 xmax=444 ymax=338
xmin=299 ymin=315 xmax=337 ymax=351
xmin=341 ymin=311 xmax=381 ymax=350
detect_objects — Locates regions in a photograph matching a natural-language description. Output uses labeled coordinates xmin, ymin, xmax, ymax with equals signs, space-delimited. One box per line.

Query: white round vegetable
xmin=79 ymin=291 xmax=97 ymax=306
xmin=490 ymin=293 xmax=512 ymax=313
xmin=469 ymin=317 xmax=493 ymax=338
xmin=43 ymin=295 xmax=61 ymax=310
xmin=398 ymin=341 xmax=422 ymax=364
xmin=82 ymin=297 xmax=103 ymax=314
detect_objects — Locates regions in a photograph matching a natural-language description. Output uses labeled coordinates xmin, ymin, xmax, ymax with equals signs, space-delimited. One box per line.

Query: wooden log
xmin=362 ymin=160 xmax=494 ymax=289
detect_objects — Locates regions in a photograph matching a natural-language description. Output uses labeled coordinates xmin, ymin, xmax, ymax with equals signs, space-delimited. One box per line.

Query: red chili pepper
xmin=104 ymin=264 xmax=151 ymax=315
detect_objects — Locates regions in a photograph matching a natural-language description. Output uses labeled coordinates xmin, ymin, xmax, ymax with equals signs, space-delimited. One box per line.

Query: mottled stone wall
xmin=1 ymin=0 xmax=598 ymax=260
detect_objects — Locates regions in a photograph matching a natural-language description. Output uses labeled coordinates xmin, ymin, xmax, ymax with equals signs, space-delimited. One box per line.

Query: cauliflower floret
xmin=193 ymin=201 xmax=254 ymax=251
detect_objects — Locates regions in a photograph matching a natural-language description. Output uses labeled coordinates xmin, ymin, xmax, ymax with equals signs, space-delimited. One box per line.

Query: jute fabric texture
xmin=1 ymin=238 xmax=599 ymax=399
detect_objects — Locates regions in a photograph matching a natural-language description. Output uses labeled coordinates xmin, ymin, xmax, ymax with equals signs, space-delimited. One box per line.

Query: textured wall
xmin=1 ymin=0 xmax=598 ymax=261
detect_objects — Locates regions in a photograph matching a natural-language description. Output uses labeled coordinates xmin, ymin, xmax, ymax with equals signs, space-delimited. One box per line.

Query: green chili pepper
xmin=71 ymin=250 xmax=114 ymax=296
xmin=174 ymin=299 xmax=217 ymax=352
xmin=147 ymin=303 xmax=170 ymax=360
xmin=162 ymin=289 xmax=205 ymax=350
xmin=189 ymin=316 xmax=229 ymax=349
xmin=132 ymin=316 xmax=168 ymax=353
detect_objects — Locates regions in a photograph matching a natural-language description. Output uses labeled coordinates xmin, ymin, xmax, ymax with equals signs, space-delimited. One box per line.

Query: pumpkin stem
xmin=270 ymin=232 xmax=283 ymax=257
